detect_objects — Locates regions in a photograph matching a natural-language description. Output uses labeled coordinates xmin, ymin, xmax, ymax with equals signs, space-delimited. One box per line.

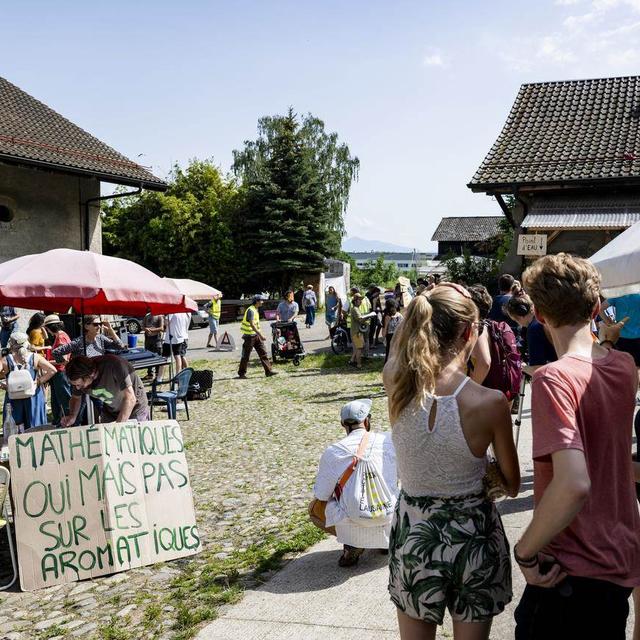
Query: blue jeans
xmin=305 ymin=306 xmax=316 ymax=326
xmin=0 ymin=327 xmax=13 ymax=348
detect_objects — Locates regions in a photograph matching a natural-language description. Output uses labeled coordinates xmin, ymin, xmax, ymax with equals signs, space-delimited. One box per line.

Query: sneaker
xmin=265 ymin=371 xmax=278 ymax=377
xmin=338 ymin=545 xmax=364 ymax=567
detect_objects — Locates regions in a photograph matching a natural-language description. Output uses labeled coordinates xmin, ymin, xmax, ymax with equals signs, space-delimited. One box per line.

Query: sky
xmin=4 ymin=0 xmax=640 ymax=250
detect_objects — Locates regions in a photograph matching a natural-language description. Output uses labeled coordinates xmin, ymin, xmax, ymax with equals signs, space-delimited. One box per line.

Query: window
xmin=397 ymin=262 xmax=409 ymax=268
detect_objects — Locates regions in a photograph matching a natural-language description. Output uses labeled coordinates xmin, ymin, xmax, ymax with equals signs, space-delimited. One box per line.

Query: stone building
xmin=430 ymin=216 xmax=502 ymax=258
xmin=468 ymin=76 xmax=640 ymax=273
xmin=0 ymin=76 xmax=166 ymax=264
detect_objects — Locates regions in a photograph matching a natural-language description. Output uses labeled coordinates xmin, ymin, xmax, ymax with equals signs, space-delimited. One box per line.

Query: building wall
xmin=0 ymin=163 xmax=101 ymax=263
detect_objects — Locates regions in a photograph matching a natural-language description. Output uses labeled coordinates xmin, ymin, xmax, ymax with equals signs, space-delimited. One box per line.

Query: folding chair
xmin=148 ymin=368 xmax=193 ymax=420
xmin=0 ymin=465 xmax=18 ymax=591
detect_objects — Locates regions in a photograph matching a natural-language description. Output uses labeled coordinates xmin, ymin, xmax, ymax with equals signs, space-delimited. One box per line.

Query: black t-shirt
xmin=73 ymin=355 xmax=148 ymax=419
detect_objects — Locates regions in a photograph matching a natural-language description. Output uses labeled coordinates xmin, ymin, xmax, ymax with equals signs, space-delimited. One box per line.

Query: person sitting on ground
xmin=1 ymin=332 xmax=56 ymax=429
xmin=513 ymin=253 xmax=640 ymax=639
xmin=468 ymin=284 xmax=522 ymax=402
xmin=309 ymin=398 xmax=397 ymax=567
xmin=62 ymin=354 xmax=149 ymax=425
xmin=384 ymin=283 xmax=519 ymax=639
xmin=205 ymin=292 xmax=223 ymax=349
xmin=488 ymin=273 xmax=516 ymax=327
xmin=506 ymin=288 xmax=557 ymax=372
xmin=382 ymin=298 xmax=403 ymax=363
xmin=276 ymin=290 xmax=299 ymax=322
xmin=52 ymin=314 xmax=124 ymax=360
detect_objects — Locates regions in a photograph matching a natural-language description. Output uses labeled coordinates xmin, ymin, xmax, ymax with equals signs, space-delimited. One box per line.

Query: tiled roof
xmin=469 ymin=76 xmax=640 ymax=190
xmin=431 ymin=216 xmax=502 ymax=242
xmin=522 ymin=194 xmax=640 ymax=229
xmin=0 ymin=76 xmax=166 ymax=190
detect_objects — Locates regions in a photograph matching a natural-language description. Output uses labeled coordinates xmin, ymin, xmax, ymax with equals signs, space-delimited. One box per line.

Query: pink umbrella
xmin=0 ymin=249 xmax=196 ymax=314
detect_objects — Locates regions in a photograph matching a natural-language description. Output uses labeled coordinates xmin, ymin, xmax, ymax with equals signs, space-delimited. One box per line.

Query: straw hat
xmin=43 ymin=314 xmax=61 ymax=326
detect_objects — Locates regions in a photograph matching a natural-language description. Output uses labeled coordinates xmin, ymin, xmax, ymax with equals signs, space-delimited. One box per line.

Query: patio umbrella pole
xmin=81 ymin=300 xmax=95 ymax=426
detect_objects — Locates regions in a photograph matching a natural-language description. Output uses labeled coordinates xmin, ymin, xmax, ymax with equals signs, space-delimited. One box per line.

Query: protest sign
xmin=8 ymin=420 xmax=201 ymax=591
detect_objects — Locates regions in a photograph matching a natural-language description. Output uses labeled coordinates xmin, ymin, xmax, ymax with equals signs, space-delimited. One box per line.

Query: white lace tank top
xmin=391 ymin=377 xmax=487 ymax=498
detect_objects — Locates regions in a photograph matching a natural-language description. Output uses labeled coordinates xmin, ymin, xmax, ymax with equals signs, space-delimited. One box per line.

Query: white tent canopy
xmin=164 ymin=277 xmax=221 ymax=301
xmin=590 ymin=221 xmax=640 ymax=298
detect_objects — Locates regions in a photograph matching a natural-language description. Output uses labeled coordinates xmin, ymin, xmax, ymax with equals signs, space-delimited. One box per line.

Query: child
xmin=382 ymin=298 xmax=403 ymax=363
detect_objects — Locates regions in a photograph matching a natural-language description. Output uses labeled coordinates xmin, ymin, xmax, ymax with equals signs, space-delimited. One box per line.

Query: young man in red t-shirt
xmin=513 ymin=253 xmax=640 ymax=639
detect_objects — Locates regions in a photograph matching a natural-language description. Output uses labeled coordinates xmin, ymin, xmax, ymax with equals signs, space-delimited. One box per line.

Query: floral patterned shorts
xmin=388 ymin=491 xmax=512 ymax=624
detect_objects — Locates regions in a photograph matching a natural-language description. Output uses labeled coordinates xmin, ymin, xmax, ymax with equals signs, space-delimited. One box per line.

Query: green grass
xmin=39 ymin=625 xmax=66 ymax=639
xmin=167 ymin=515 xmax=325 ymax=639
xmin=98 ymin=616 xmax=133 ymax=640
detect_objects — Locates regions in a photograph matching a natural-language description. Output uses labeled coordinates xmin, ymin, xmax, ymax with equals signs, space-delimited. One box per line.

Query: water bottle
xmin=2 ymin=404 xmax=17 ymax=448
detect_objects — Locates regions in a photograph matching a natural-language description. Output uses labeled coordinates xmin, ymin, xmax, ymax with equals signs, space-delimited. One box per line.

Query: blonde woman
xmin=384 ymin=284 xmax=520 ymax=640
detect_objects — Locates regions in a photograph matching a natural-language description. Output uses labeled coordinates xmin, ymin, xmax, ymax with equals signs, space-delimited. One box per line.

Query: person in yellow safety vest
xmin=238 ymin=295 xmax=278 ymax=380
xmin=206 ymin=292 xmax=223 ymax=349
xmin=348 ymin=293 xmax=375 ymax=369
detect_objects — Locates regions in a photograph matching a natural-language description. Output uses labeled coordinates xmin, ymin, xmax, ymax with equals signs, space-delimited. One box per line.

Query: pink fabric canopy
xmin=0 ymin=249 xmax=196 ymax=315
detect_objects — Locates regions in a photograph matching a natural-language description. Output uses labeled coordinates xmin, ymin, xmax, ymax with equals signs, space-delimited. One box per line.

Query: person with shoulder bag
xmin=309 ymin=398 xmax=397 ymax=567
xmin=1 ymin=332 xmax=56 ymax=429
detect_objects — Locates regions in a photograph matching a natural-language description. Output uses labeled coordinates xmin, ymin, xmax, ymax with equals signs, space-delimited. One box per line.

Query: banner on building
xmin=8 ymin=420 xmax=201 ymax=591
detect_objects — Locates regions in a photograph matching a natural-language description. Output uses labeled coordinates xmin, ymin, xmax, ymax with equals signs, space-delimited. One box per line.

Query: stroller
xmin=271 ymin=321 xmax=306 ymax=366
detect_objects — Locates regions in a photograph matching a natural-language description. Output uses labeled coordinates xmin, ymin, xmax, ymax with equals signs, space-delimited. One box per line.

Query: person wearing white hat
xmin=1 ymin=331 xmax=56 ymax=429
xmin=309 ymin=398 xmax=397 ymax=567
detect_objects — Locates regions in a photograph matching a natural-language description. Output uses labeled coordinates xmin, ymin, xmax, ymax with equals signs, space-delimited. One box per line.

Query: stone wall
xmin=0 ymin=162 xmax=101 ymax=263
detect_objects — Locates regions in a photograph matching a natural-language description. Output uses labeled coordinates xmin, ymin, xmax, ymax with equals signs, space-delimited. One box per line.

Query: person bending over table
xmin=61 ymin=355 xmax=149 ymax=425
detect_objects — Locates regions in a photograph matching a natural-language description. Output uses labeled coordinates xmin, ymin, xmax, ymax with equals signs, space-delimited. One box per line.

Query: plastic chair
xmin=0 ymin=465 xmax=18 ymax=591
xmin=148 ymin=368 xmax=193 ymax=420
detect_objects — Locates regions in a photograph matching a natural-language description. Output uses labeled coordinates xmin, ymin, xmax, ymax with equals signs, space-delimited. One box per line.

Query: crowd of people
xmin=4 ymin=264 xmax=640 ymax=637
xmin=306 ymin=256 xmax=640 ymax=640
xmin=0 ymin=308 xmax=198 ymax=431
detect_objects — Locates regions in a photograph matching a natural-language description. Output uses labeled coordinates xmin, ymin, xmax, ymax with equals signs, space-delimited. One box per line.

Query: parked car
xmin=121 ymin=303 xmax=209 ymax=335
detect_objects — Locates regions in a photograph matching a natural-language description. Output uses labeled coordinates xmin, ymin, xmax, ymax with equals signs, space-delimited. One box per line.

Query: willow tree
xmin=232 ymin=109 xmax=359 ymax=275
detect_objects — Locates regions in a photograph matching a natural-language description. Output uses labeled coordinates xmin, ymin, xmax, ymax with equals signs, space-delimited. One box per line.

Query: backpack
xmin=7 ymin=355 xmax=37 ymax=400
xmin=187 ymin=369 xmax=213 ymax=400
xmin=483 ymin=320 xmax=523 ymax=401
xmin=339 ymin=433 xmax=396 ymax=523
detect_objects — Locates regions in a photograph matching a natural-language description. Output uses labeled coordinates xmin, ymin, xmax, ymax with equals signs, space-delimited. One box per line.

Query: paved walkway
xmin=197 ymin=391 xmax=635 ymax=639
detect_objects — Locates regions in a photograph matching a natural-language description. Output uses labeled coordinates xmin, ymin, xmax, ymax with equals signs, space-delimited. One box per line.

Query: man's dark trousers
xmin=515 ymin=577 xmax=631 ymax=640
xmin=238 ymin=335 xmax=273 ymax=376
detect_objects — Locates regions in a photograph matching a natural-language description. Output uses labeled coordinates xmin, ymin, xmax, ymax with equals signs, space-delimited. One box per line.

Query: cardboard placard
xmin=517 ymin=234 xmax=547 ymax=257
xmin=8 ymin=420 xmax=201 ymax=591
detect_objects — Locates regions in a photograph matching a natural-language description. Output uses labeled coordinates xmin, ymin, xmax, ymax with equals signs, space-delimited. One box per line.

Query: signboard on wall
xmin=9 ymin=420 xmax=201 ymax=591
xmin=517 ymin=234 xmax=548 ymax=257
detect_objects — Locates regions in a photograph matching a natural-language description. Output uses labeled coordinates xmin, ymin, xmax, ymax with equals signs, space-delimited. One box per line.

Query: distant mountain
xmin=342 ymin=236 xmax=423 ymax=253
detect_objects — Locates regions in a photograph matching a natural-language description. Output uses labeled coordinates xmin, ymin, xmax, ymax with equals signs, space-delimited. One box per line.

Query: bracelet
xmin=599 ymin=339 xmax=614 ymax=348
xmin=514 ymin=544 xmax=538 ymax=568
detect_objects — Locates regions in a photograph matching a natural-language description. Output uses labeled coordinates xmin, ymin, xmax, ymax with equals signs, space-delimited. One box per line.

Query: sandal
xmin=338 ymin=545 xmax=364 ymax=567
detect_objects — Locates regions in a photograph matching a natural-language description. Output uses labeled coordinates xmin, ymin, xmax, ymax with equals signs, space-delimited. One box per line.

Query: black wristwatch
xmin=514 ymin=544 xmax=538 ymax=568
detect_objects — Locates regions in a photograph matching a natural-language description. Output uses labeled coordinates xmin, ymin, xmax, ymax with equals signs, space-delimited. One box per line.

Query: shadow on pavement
xmin=259 ymin=548 xmax=389 ymax=594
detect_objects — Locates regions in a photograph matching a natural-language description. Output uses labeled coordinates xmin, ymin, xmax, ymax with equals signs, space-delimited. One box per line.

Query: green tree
xmin=442 ymin=250 xmax=499 ymax=289
xmin=232 ymin=109 xmax=359 ymax=292
xmin=351 ymin=256 xmax=400 ymax=289
xmin=102 ymin=160 xmax=244 ymax=296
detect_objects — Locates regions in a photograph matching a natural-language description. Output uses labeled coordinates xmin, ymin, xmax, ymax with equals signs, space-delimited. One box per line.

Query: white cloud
xmin=423 ymin=50 xmax=446 ymax=67
xmin=491 ymin=0 xmax=640 ymax=74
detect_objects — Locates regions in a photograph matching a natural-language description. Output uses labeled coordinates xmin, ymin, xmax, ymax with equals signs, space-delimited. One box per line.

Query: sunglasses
xmin=89 ymin=322 xmax=103 ymax=327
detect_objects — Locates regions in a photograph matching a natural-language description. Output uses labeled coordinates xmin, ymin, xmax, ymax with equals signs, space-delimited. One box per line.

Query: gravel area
xmin=0 ymin=352 xmax=387 ymax=639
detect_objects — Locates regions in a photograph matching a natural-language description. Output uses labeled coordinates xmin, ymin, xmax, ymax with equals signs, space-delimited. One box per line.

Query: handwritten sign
xmin=8 ymin=421 xmax=201 ymax=591
xmin=517 ymin=234 xmax=547 ymax=257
